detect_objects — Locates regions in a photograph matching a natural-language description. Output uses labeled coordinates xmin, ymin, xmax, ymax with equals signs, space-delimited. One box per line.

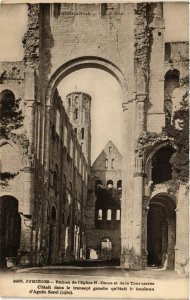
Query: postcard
xmin=0 ymin=1 xmax=189 ymax=299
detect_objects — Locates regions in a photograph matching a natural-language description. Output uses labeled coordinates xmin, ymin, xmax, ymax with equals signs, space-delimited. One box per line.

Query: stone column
xmin=24 ymin=68 xmax=36 ymax=156
xmin=24 ymin=69 xmax=36 ymax=211
xmin=39 ymin=104 xmax=52 ymax=259
xmin=167 ymin=216 xmax=176 ymax=270
xmin=175 ymin=184 xmax=189 ymax=274
xmin=22 ymin=69 xmax=36 ymax=263
xmin=132 ymin=156 xmax=144 ymax=269
xmin=136 ymin=93 xmax=146 ymax=138
xmin=142 ymin=196 xmax=150 ymax=269
xmin=161 ymin=220 xmax=168 ymax=266
xmin=49 ymin=222 xmax=57 ymax=264
xmin=19 ymin=214 xmax=33 ymax=265
xmin=120 ymin=102 xmax=131 ymax=268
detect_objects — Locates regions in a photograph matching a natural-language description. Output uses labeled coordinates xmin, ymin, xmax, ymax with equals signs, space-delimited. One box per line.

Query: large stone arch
xmin=43 ymin=56 xmax=128 ymax=166
xmin=42 ymin=57 xmax=129 ymax=235
xmin=45 ymin=56 xmax=129 ymax=106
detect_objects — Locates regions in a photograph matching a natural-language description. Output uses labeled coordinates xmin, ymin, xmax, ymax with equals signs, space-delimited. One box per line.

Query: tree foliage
xmin=165 ymin=84 xmax=189 ymax=183
xmin=0 ymin=91 xmax=23 ymax=139
xmin=0 ymin=90 xmax=24 ymax=186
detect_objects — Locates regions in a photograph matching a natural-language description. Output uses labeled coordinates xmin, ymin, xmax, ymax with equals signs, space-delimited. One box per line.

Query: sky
xmin=0 ymin=2 xmax=189 ymax=162
xmin=57 ymin=69 xmax=123 ymax=163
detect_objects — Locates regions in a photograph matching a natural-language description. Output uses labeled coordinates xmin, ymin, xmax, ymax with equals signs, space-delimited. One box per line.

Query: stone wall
xmin=175 ymin=184 xmax=189 ymax=275
xmin=39 ymin=3 xmax=135 ymax=101
xmin=86 ymin=141 xmax=122 ymax=261
xmin=38 ymin=89 xmax=88 ymax=264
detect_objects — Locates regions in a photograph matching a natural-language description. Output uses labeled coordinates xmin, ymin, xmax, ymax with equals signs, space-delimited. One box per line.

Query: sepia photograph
xmin=0 ymin=1 xmax=189 ymax=299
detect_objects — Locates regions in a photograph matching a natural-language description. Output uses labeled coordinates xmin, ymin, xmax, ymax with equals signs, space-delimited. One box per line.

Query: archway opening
xmin=151 ymin=145 xmax=175 ymax=184
xmin=48 ymin=206 xmax=57 ymax=264
xmin=100 ymin=237 xmax=112 ymax=260
xmin=164 ymin=69 xmax=179 ymax=125
xmin=147 ymin=195 xmax=176 ymax=269
xmin=0 ymin=196 xmax=21 ymax=266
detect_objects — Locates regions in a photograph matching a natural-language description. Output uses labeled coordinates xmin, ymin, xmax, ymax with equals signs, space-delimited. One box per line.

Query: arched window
xmin=74 ymin=108 xmax=78 ymax=120
xmin=101 ymin=3 xmax=107 ymax=16
xmin=81 ymin=128 xmax=85 ymax=139
xmin=70 ymin=138 xmax=73 ymax=158
xmin=117 ymin=180 xmax=122 ymax=190
xmin=97 ymin=209 xmax=102 ymax=220
xmin=56 ymin=110 xmax=60 ymax=135
xmin=53 ymin=171 xmax=57 ymax=191
xmin=53 ymin=165 xmax=59 ymax=193
xmin=62 ymin=212 xmax=65 ymax=224
xmin=107 ymin=180 xmax=113 ymax=189
xmin=75 ymin=149 xmax=78 ymax=167
xmin=105 ymin=159 xmax=108 ymax=168
xmin=53 ymin=3 xmax=61 ymax=18
xmin=68 ymin=192 xmax=71 ymax=205
xmin=65 ymin=226 xmax=69 ymax=250
xmin=111 ymin=159 xmax=115 ymax=169
xmin=64 ymin=126 xmax=68 ymax=147
xmin=79 ymin=157 xmax=81 ymax=174
xmin=68 ymin=97 xmax=71 ymax=107
xmin=152 ymin=145 xmax=175 ymax=184
xmin=100 ymin=237 xmax=112 ymax=260
xmin=70 ymin=182 xmax=72 ymax=192
xmin=0 ymin=89 xmax=15 ymax=109
xmin=0 ymin=90 xmax=23 ymax=138
xmin=116 ymin=209 xmax=120 ymax=221
xmin=164 ymin=69 xmax=180 ymax=125
xmin=63 ymin=174 xmax=66 ymax=187
xmin=81 ymin=142 xmax=84 ymax=151
xmin=51 ymin=206 xmax=56 ymax=221
xmin=107 ymin=209 xmax=112 ymax=221
xmin=95 ymin=179 xmax=102 ymax=188
xmin=67 ymin=214 xmax=71 ymax=226
xmin=85 ymin=169 xmax=88 ymax=185
xmin=77 ymin=201 xmax=81 ymax=212
xmin=83 ymin=165 xmax=86 ymax=181
xmin=74 ymin=128 xmax=77 ymax=135
xmin=165 ymin=99 xmax=172 ymax=125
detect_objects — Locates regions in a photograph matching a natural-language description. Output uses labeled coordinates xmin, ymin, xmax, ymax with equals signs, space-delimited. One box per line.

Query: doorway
xmin=100 ymin=237 xmax=112 ymax=260
xmin=0 ymin=196 xmax=21 ymax=266
xmin=147 ymin=195 xmax=176 ymax=269
xmin=48 ymin=206 xmax=57 ymax=264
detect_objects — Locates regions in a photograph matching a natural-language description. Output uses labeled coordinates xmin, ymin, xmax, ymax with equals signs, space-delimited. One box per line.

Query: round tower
xmin=66 ymin=92 xmax=91 ymax=164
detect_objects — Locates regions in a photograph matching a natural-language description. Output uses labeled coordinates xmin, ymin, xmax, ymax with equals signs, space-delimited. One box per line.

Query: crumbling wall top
xmin=22 ymin=4 xmax=40 ymax=69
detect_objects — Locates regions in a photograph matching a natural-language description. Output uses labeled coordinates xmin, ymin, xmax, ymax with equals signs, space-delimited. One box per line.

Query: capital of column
xmin=134 ymin=171 xmax=145 ymax=177
xmin=45 ymin=104 xmax=52 ymax=113
xmin=134 ymin=156 xmax=145 ymax=174
xmin=122 ymin=103 xmax=128 ymax=111
xmin=136 ymin=93 xmax=147 ymax=103
xmin=21 ymin=166 xmax=34 ymax=173
xmin=25 ymin=99 xmax=35 ymax=107
xmin=142 ymin=196 xmax=150 ymax=209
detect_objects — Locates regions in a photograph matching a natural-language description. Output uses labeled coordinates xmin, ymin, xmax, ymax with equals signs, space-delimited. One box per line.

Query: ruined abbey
xmin=0 ymin=3 xmax=189 ymax=274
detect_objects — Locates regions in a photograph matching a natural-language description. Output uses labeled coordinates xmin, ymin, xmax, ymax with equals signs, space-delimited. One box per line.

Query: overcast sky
xmin=0 ymin=3 xmax=189 ymax=162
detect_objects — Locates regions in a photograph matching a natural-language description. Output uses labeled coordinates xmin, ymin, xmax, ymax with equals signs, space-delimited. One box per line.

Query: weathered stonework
xmin=22 ymin=4 xmax=40 ymax=69
xmin=134 ymin=3 xmax=153 ymax=84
